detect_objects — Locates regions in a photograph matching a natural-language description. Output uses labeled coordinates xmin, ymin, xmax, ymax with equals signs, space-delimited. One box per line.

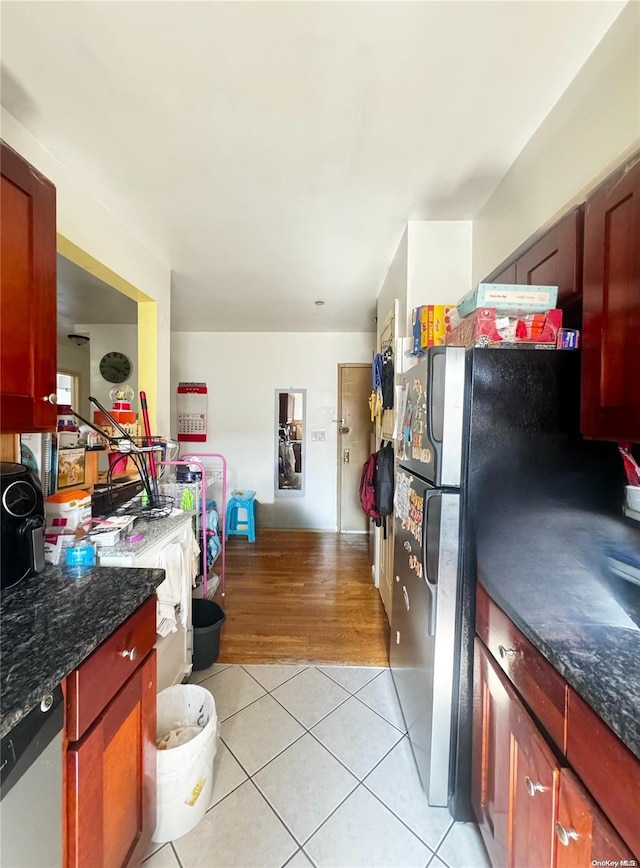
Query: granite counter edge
xmin=0 ymin=569 xmax=165 ymax=739
xmin=476 ymin=577 xmax=640 ymax=761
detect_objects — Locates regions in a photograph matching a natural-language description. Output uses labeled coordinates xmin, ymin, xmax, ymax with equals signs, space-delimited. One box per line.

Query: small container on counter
xmin=65 ymin=540 xmax=97 ymax=578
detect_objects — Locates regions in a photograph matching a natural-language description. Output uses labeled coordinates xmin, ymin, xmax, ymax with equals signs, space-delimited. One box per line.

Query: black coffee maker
xmin=1 ymin=462 xmax=46 ymax=590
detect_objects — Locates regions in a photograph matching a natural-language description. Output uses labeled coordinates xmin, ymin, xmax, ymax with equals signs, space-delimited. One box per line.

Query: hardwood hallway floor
xmin=213 ymin=529 xmax=390 ymax=666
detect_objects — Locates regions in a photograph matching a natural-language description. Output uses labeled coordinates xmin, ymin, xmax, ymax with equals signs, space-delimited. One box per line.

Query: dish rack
xmin=158 ymin=453 xmax=227 ymax=597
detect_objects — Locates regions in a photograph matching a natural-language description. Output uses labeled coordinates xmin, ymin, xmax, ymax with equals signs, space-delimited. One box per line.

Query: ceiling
xmin=1 ymin=1 xmax=626 ymax=333
xmin=57 ymin=254 xmax=137 ymax=341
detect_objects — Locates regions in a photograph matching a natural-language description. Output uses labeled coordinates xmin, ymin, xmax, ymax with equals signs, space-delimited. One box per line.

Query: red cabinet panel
xmin=65 ymin=599 xmax=158 ymax=868
xmin=472 ymin=638 xmax=512 ymax=868
xmin=515 ymin=209 xmax=583 ymax=309
xmin=0 ymin=141 xmax=57 ymax=433
xmin=555 ymin=769 xmax=635 ymax=867
xmin=581 ymin=154 xmax=640 ymax=442
xmin=66 ymin=652 xmax=156 ymax=868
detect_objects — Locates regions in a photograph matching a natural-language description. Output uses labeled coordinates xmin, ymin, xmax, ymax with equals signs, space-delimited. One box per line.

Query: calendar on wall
xmin=177 ymin=382 xmax=208 ymax=442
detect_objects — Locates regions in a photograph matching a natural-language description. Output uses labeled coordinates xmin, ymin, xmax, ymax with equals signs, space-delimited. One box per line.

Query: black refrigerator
xmin=390 ymin=346 xmax=602 ymax=821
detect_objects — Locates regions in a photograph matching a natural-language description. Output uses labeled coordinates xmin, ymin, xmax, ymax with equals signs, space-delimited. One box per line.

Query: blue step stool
xmin=225 ymin=490 xmax=256 ymax=542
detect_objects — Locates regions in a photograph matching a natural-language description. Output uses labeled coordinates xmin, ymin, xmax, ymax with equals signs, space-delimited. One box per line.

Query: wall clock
xmin=99 ymin=351 xmax=132 ymax=384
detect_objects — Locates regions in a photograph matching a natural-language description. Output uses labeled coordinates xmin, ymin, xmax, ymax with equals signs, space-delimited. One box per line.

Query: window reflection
xmin=276 ymin=390 xmax=305 ymax=495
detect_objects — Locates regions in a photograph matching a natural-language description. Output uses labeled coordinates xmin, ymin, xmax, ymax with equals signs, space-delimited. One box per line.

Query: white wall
xmin=377 ymin=227 xmax=408 ymax=338
xmin=473 ymin=1 xmax=640 ymax=282
xmin=74 ymin=324 xmax=139 ymax=416
xmin=406 ymin=221 xmax=472 ymax=334
xmin=0 ymin=109 xmax=172 ymax=433
xmin=171 ymin=331 xmax=375 ymax=530
xmin=377 ymin=220 xmax=473 ymax=339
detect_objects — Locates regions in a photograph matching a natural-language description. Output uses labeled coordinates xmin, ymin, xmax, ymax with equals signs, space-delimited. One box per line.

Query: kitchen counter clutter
xmin=96 ymin=509 xmax=194 ymax=563
xmin=0 ymin=563 xmax=164 ymax=738
xmin=477 ymin=504 xmax=640 ymax=760
xmin=97 ymin=509 xmax=198 ymax=691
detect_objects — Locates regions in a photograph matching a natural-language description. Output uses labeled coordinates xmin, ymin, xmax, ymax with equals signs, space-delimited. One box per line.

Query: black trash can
xmin=192 ymin=599 xmax=226 ymax=670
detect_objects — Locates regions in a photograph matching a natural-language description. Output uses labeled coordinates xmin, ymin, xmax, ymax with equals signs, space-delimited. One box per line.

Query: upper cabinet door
xmin=581 ymin=154 xmax=640 ymax=442
xmin=515 ymin=207 xmax=584 ymax=308
xmin=486 ymin=261 xmax=517 ymax=284
xmin=0 ymin=141 xmax=57 ymax=432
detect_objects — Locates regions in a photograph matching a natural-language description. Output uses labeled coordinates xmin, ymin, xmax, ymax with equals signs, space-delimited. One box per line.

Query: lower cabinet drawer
xmin=476 ymin=584 xmax=567 ymax=749
xmin=555 ymin=768 xmax=635 ymax=866
xmin=566 ymin=688 xmax=640 ymax=857
xmin=66 ymin=596 xmax=156 ymax=741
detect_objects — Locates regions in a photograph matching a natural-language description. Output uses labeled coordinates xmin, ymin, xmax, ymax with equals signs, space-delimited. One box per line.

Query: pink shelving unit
xmin=179 ymin=452 xmax=227 ymax=598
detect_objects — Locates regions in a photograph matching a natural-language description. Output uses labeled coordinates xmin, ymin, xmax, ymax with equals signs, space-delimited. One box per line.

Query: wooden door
xmin=555 ymin=769 xmax=635 ymax=867
xmin=581 ymin=153 xmax=640 ymax=442
xmin=472 ymin=639 xmax=512 ymax=868
xmin=337 ymin=364 xmax=373 ymax=533
xmin=0 ymin=141 xmax=57 ymax=432
xmin=510 ymin=700 xmax=559 ymax=868
xmin=487 ymin=261 xmax=517 ymax=284
xmin=515 ymin=209 xmax=583 ymax=308
xmin=66 ymin=651 xmax=156 ymax=868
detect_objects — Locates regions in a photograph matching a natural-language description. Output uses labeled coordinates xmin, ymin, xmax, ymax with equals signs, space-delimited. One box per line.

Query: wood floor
xmin=213 ymin=529 xmax=390 ymax=666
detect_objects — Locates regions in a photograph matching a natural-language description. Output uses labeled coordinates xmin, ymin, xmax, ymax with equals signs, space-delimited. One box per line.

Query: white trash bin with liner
xmin=152 ymin=684 xmax=218 ymax=843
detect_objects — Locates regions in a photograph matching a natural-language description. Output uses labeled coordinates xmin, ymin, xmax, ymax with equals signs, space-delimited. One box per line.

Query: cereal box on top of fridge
xmin=420 ymin=305 xmax=455 ymax=348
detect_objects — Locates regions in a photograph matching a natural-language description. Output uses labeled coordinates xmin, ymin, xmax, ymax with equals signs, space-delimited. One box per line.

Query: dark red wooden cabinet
xmin=472 ymin=638 xmax=512 ymax=868
xmin=488 ymin=262 xmax=517 ymax=284
xmin=472 ymin=587 xmax=640 ymax=866
xmin=515 ymin=208 xmax=583 ymax=310
xmin=483 ymin=209 xmax=584 ymax=330
xmin=65 ymin=598 xmax=157 ymax=868
xmin=0 ymin=140 xmax=57 ymax=433
xmin=581 ymin=154 xmax=640 ymax=442
xmin=555 ymin=769 xmax=634 ymax=867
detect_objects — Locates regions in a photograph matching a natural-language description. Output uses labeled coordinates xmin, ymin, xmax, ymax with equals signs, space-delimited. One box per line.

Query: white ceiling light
xmin=67 ymin=333 xmax=90 ymax=346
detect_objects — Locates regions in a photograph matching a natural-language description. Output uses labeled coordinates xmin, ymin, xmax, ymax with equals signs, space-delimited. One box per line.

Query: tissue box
xmin=456 ymin=283 xmax=558 ymax=319
xmin=88 ymin=515 xmax=135 ymax=547
xmin=445 ymin=308 xmax=562 ymax=348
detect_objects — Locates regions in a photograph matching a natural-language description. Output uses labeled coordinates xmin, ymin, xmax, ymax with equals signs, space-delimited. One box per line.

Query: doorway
xmin=337 ymin=363 xmax=373 ymax=533
xmin=56 ymin=235 xmax=158 ymax=430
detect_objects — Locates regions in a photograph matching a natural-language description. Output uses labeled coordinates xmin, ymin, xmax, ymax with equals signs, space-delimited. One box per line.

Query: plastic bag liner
xmin=152 ymin=684 xmax=218 ymax=843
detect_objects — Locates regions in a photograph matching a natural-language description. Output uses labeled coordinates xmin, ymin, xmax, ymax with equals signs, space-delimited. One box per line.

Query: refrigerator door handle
xmin=426 ymin=347 xmax=445 ymax=448
xmin=422 ymin=489 xmax=441 ymax=637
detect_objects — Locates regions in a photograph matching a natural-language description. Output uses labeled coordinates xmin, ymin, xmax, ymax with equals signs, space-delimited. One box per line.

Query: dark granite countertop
xmin=0 ymin=564 xmax=164 ymax=738
xmin=477 ymin=501 xmax=640 ymax=760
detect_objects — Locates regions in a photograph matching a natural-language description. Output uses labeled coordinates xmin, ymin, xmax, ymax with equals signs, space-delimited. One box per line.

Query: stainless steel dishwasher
xmin=0 ymin=684 xmax=63 ymax=867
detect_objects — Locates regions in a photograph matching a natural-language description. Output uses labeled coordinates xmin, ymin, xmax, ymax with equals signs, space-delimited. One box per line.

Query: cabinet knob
xmin=498 ymin=644 xmax=517 ymax=659
xmin=525 ymin=776 xmax=546 ymax=797
xmin=121 ymin=647 xmax=138 ymax=662
xmin=40 ymin=694 xmax=54 ymax=713
xmin=555 ymin=822 xmax=579 ymax=846
xmin=42 ymin=393 xmax=58 ymax=404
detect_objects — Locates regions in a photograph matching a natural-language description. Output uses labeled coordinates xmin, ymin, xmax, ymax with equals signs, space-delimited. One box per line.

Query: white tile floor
xmin=144 ymin=664 xmax=491 ymax=868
